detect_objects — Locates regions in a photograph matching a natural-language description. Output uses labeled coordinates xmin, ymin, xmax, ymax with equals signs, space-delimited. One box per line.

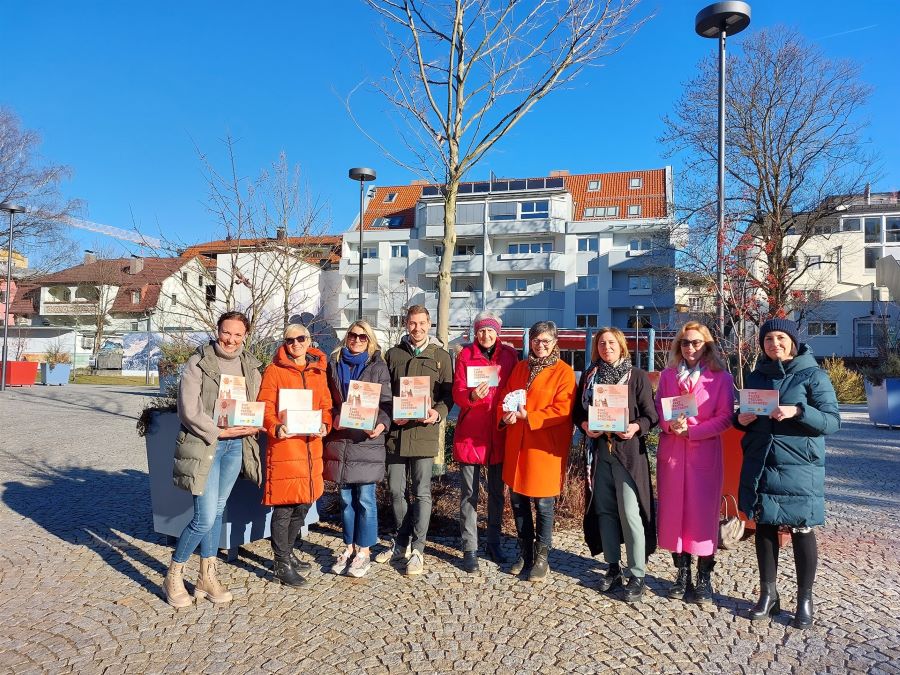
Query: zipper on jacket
xmin=300 ymin=368 xmax=315 ymax=501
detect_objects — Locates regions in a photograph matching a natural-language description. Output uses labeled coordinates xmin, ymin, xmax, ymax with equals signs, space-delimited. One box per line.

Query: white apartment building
xmin=337 ymin=168 xmax=678 ymax=358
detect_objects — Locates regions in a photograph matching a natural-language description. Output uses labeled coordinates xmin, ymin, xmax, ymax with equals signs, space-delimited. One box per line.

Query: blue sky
xmin=4 ymin=1 xmax=899 ymax=258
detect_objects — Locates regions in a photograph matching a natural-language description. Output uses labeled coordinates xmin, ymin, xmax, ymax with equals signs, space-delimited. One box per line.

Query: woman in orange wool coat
xmin=497 ymin=320 xmax=575 ymax=583
xmin=258 ymin=323 xmax=332 ymax=588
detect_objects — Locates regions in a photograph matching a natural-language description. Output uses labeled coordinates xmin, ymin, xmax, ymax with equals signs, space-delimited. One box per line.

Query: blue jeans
xmin=340 ymin=483 xmax=378 ymax=548
xmin=172 ymin=438 xmax=243 ymax=562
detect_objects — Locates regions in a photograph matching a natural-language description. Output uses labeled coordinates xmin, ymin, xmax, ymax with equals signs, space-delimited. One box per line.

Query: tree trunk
xmin=437 ymin=180 xmax=459 ymax=348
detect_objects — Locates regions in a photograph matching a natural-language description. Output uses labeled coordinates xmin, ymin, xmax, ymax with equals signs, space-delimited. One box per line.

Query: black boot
xmin=792 ymin=586 xmax=814 ymax=629
xmin=509 ymin=539 xmax=534 ymax=576
xmin=624 ymin=576 xmax=645 ymax=603
xmin=668 ymin=553 xmax=693 ymax=600
xmin=462 ymin=550 xmax=480 ymax=574
xmin=598 ymin=562 xmax=623 ymax=592
xmin=528 ymin=543 xmax=550 ymax=582
xmin=694 ymin=556 xmax=715 ymax=604
xmin=485 ymin=542 xmax=511 ymax=565
xmin=273 ymin=557 xmax=309 ymax=588
xmin=748 ymin=582 xmax=780 ymax=621
xmin=290 ymin=552 xmax=311 ymax=572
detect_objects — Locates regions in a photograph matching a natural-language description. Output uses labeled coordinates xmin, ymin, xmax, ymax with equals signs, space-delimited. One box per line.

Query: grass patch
xmin=73 ymin=375 xmax=157 ymax=386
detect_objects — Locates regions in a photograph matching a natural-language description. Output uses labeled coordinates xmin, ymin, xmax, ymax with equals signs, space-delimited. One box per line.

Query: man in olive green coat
xmin=375 ymin=305 xmax=453 ymax=575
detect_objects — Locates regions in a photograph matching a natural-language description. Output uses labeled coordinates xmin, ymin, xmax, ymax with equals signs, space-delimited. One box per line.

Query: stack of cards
xmin=279 ymin=388 xmax=322 ymax=435
xmin=341 ymin=380 xmax=381 ymax=431
xmin=394 ymin=376 xmax=431 ymax=420
xmin=660 ymin=393 xmax=699 ymax=421
xmin=502 ymin=389 xmax=526 ymax=413
xmin=739 ymin=389 xmax=779 ymax=415
xmin=213 ymin=375 xmax=265 ymax=428
xmin=588 ymin=384 xmax=628 ymax=432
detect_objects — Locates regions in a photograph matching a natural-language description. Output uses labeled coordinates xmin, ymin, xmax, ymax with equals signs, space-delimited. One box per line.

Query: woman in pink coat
xmin=452 ymin=311 xmax=520 ymax=573
xmin=655 ymin=321 xmax=734 ymax=605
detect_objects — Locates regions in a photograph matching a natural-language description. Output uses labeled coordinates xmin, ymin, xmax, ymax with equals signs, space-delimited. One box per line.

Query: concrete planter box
xmin=143 ymin=410 xmax=318 ymax=559
xmin=3 ymin=361 xmax=38 ymax=386
xmin=865 ymin=378 xmax=900 ymax=428
xmin=40 ymin=363 xmax=71 ymax=385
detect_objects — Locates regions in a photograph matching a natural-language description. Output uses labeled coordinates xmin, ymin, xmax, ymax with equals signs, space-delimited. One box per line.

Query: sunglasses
xmin=284 ymin=336 xmax=309 ymax=345
xmin=347 ymin=332 xmax=369 ymax=342
xmin=679 ymin=339 xmax=705 ymax=349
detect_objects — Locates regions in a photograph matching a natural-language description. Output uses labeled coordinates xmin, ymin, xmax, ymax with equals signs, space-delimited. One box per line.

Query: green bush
xmin=823 ymin=356 xmax=866 ymax=403
xmin=861 ymin=353 xmax=900 ymax=387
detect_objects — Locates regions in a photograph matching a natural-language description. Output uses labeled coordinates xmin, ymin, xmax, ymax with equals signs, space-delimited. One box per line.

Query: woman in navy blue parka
xmin=735 ymin=319 xmax=840 ymax=630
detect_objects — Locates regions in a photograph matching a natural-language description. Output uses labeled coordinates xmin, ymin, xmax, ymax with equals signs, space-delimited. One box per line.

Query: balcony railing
xmin=41 ymin=301 xmax=100 ymax=316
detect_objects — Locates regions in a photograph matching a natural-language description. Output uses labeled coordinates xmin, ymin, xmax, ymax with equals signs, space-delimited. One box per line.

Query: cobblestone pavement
xmin=1 ymin=385 xmax=898 ymax=674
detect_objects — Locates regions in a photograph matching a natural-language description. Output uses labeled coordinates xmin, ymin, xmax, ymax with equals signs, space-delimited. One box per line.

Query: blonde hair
xmin=667 ymin=321 xmax=726 ymax=371
xmin=332 ymin=319 xmax=380 ymax=359
xmin=591 ymin=327 xmax=630 ymax=363
xmin=284 ymin=323 xmax=310 ymax=339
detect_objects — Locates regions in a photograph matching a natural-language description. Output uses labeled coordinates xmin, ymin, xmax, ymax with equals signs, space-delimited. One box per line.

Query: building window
xmin=577 ymin=237 xmax=598 ymax=252
xmin=887 ymin=216 xmax=900 ymax=242
xmin=434 ymin=245 xmax=444 ymax=256
xmin=807 ymin=321 xmax=837 ymax=336
xmin=812 ymin=223 xmax=836 ymax=235
xmin=857 ymin=323 xmax=874 ymax=349
xmin=452 ymin=279 xmax=479 ymax=292
xmin=629 ymin=177 xmax=642 ymax=189
xmin=489 ymin=201 xmax=517 ymax=221
xmin=543 ymin=277 xmax=553 ymax=291
xmin=171 ymin=294 xmax=178 ymax=306
xmin=391 ymin=244 xmax=408 ymax=258
xmin=807 ymin=255 xmax=821 ymax=269
xmin=363 ymin=279 xmax=378 ymax=294
xmin=841 ymin=218 xmax=860 ymax=232
xmin=688 ymin=296 xmax=703 ymax=312
xmin=628 ymin=275 xmax=651 ymax=292
xmin=520 ymin=200 xmax=550 ymax=219
xmin=507 ymin=242 xmax=551 ymax=254
xmin=198 ymin=275 xmax=204 ymax=288
xmin=361 ymin=246 xmax=378 ymax=259
xmin=0 ymin=290 xmax=5 ymax=304
xmin=131 ymin=321 xmax=140 ymax=331
xmin=588 ymin=180 xmax=601 ymax=191
xmin=131 ymin=291 xmax=141 ymax=304
xmin=383 ymin=192 xmax=398 ymax=203
xmin=456 ymin=244 xmax=476 ymax=256
xmin=182 ymin=272 xmax=188 ymax=282
xmin=384 ymin=216 xmax=404 ymax=228
xmin=506 ymin=278 xmax=527 ymax=292
xmin=627 ymin=204 xmax=641 ymax=217
xmin=584 ymin=206 xmax=619 ymax=218
xmin=576 ymin=275 xmax=598 ymax=291
xmin=576 ymin=314 xmax=598 ymax=328
xmin=786 ymin=255 xmax=797 ymax=270
xmin=865 ymin=247 xmax=881 ymax=270
xmin=629 ymin=238 xmax=652 ymax=252
xmin=390 ymin=314 xmax=404 ymax=328
xmin=865 ymin=217 xmax=881 ymax=243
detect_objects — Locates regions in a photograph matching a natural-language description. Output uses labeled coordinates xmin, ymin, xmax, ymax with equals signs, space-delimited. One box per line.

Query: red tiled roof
xmin=181 ymin=235 xmax=343 ymax=266
xmin=33 ymin=257 xmax=199 ymax=314
xmin=360 ymin=169 xmax=669 ymax=229
xmin=8 ymin=282 xmax=40 ymax=316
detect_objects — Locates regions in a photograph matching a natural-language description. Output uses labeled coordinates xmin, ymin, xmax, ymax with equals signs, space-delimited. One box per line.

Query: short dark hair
xmin=529 ymin=320 xmax=558 ymax=342
xmin=405 ymin=305 xmax=431 ymax=322
xmin=217 ymin=311 xmax=250 ymax=332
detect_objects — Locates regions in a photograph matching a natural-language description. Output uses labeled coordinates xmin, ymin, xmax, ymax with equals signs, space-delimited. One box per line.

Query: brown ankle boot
xmin=163 ymin=561 xmax=192 ymax=608
xmin=195 ymin=557 xmax=233 ymax=603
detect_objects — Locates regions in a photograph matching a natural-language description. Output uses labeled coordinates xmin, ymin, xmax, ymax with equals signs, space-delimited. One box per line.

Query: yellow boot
xmin=195 ymin=557 xmax=233 ymax=604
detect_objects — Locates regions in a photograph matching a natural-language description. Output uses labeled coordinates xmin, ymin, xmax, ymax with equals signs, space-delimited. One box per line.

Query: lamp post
xmin=348 ymin=167 xmax=377 ymax=321
xmin=695 ymin=1 xmax=751 ymax=342
xmin=1 ymin=202 xmax=26 ymax=392
xmin=633 ymin=304 xmax=644 ymax=369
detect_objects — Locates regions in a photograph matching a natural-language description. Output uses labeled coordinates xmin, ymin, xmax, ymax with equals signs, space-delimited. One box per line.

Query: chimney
xmin=129 ymin=255 xmax=144 ymax=275
xmin=276 ymin=226 xmax=287 ymax=240
xmin=83 ymin=250 xmax=97 ymax=265
xmin=549 ymin=170 xmax=570 ymax=177
xmin=864 ymin=183 xmax=871 ymax=205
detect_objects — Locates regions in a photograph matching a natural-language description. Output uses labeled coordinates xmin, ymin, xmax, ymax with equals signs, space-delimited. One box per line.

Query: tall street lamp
xmin=633 ymin=304 xmax=645 ymax=370
xmin=695 ymin=1 xmax=751 ymax=342
xmin=348 ymin=167 xmax=377 ymax=321
xmin=1 ymin=202 xmax=26 ymax=392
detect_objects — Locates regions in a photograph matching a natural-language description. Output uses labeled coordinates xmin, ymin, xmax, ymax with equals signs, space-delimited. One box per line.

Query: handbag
xmin=718 ymin=494 xmax=745 ymax=550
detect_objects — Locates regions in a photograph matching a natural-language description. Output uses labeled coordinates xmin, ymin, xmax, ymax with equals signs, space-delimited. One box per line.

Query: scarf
xmin=676 ymin=360 xmax=704 ymax=394
xmin=526 ymin=344 xmax=560 ymax=390
xmin=582 ymin=357 xmax=632 ymax=410
xmin=476 ymin=341 xmax=497 ymax=361
xmin=337 ymin=347 xmax=369 ymax=400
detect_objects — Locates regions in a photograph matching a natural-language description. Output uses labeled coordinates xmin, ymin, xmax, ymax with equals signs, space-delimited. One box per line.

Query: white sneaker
xmin=405 ymin=549 xmax=424 ymax=576
xmin=331 ymin=548 xmax=354 ymax=575
xmin=374 ymin=540 xmax=411 ymax=564
xmin=347 ymin=552 xmax=371 ymax=578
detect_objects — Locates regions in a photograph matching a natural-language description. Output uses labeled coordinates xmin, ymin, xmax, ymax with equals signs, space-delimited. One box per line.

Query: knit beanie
xmin=474 ymin=316 xmax=502 ymax=334
xmin=758 ymin=318 xmax=799 ymax=350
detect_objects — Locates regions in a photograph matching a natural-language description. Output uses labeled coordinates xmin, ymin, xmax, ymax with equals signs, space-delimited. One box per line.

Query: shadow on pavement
xmin=2 ymin=461 xmax=164 ymax=594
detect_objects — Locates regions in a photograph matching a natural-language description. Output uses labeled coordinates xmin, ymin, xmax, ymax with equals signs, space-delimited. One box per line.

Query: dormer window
xmin=131 ymin=291 xmax=141 ymax=304
xmin=629 ymin=177 xmax=642 ymax=189
xmin=383 ymin=192 xmax=398 ymax=203
xmin=588 ymin=180 xmax=601 ymax=191
xmin=628 ymin=204 xmax=641 ymax=216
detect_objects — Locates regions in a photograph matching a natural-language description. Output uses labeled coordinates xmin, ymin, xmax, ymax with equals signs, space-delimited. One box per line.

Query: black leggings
xmin=755 ymin=523 xmax=818 ymax=589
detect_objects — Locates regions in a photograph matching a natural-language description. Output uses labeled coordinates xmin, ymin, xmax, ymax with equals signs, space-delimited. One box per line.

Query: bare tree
xmin=0 ymin=107 xmax=82 ymax=270
xmin=379 ymin=281 xmax=409 ymax=346
xmin=359 ymin=0 xmax=645 ymax=345
xmin=662 ymin=27 xmax=876 ymax=325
